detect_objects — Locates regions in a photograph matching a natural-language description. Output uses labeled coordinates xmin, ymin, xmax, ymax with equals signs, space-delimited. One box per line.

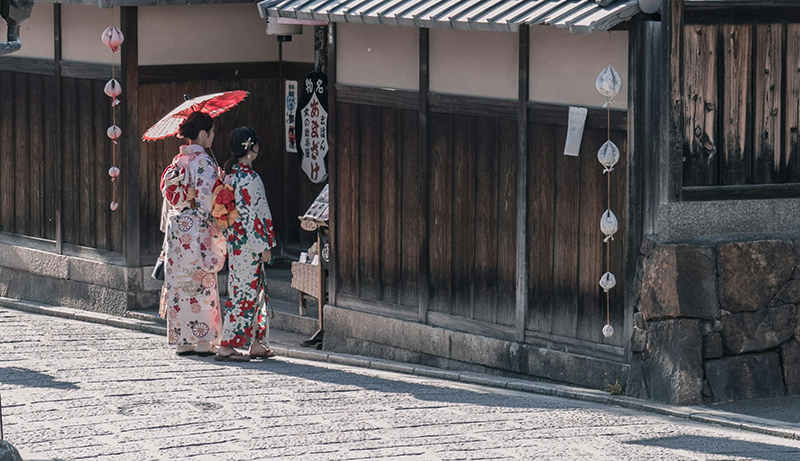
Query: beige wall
xmin=430 ymin=28 xmax=517 ymax=100
xmin=11 ymin=3 xmax=54 ymax=59
xmin=529 ymin=26 xmax=628 ymax=108
xmin=337 ymin=23 xmax=418 ymax=91
xmin=139 ymin=4 xmax=314 ymax=65
xmin=28 ymin=4 xmax=312 ymax=65
xmin=61 ymin=4 xmax=120 ymax=64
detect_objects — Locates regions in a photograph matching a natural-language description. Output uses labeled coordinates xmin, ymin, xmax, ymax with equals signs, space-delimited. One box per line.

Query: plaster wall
xmin=336 ymin=23 xmax=419 ymax=91
xmin=430 ymin=28 xmax=517 ymax=99
xmin=52 ymin=4 xmax=313 ymax=65
xmin=138 ymin=5 xmax=314 ymax=65
xmin=9 ymin=3 xmax=54 ymax=59
xmin=529 ymin=25 xmax=628 ymax=108
xmin=61 ymin=4 xmax=120 ymax=64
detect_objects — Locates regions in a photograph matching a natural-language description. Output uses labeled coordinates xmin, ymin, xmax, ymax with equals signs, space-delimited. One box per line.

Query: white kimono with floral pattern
xmin=221 ymin=163 xmax=276 ymax=349
xmin=160 ymin=144 xmax=227 ymax=348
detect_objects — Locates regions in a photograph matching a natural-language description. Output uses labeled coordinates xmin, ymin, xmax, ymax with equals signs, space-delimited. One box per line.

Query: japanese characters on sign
xmin=297 ymin=72 xmax=329 ymax=184
xmin=285 ymin=80 xmax=298 ymax=153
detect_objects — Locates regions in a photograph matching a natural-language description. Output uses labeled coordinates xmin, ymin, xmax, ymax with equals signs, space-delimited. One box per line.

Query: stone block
xmin=68 ymin=258 xmax=130 ymax=291
xmin=780 ymin=340 xmax=800 ymax=395
xmin=631 ymin=326 xmax=647 ymax=353
xmin=719 ymin=240 xmax=796 ymax=313
xmin=640 ymin=245 xmax=718 ymax=321
xmin=702 ymin=332 xmax=723 ymax=359
xmin=626 ymin=319 xmax=704 ymax=405
xmin=776 ymin=279 xmax=800 ymax=305
xmin=704 ymin=353 xmax=786 ymax=402
xmin=720 ymin=304 xmax=797 ymax=354
xmin=0 ymin=242 xmax=69 ymax=279
xmin=633 ymin=311 xmax=645 ymax=329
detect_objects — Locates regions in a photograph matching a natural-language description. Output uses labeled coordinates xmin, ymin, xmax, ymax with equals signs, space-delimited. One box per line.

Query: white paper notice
xmin=564 ymin=106 xmax=588 ymax=157
xmin=285 ymin=80 xmax=298 ymax=153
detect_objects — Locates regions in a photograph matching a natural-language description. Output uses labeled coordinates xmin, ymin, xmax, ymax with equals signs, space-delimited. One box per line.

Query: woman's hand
xmin=261 ymin=249 xmax=272 ymax=264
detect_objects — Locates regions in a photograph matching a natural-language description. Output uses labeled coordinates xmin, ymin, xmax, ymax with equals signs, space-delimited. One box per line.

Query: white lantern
xmin=110 ymin=201 xmax=119 ymax=211
xmin=599 ymin=272 xmax=616 ymax=292
xmin=596 ymin=65 xmax=622 ymax=106
xmin=597 ymin=140 xmax=620 ymax=174
xmin=107 ymin=125 xmax=122 ymax=140
xmin=104 ymin=79 xmax=122 ymax=98
xmin=101 ymin=26 xmax=124 ymax=53
xmin=108 ymin=166 xmax=120 ymax=178
xmin=600 ymin=209 xmax=618 ymax=242
xmin=602 ymin=324 xmax=614 ymax=338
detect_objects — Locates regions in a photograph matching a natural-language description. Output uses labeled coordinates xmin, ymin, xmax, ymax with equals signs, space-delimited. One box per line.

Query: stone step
xmin=124 ymin=296 xmax=318 ymax=338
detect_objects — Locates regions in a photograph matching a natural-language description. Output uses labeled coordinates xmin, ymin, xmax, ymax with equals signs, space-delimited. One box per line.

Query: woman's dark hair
xmin=178 ymin=111 xmax=213 ymax=140
xmin=224 ymin=126 xmax=259 ymax=174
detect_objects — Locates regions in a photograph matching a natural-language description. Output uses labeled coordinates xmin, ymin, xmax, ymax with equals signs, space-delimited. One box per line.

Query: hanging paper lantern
xmin=101 ymin=25 xmax=124 ymax=53
xmin=600 ymin=209 xmax=618 ymax=242
xmin=104 ymin=79 xmax=122 ymax=98
xmin=596 ymin=65 xmax=622 ymax=106
xmin=597 ymin=140 xmax=620 ymax=174
xmin=108 ymin=166 xmax=120 ymax=178
xmin=110 ymin=201 xmax=119 ymax=211
xmin=602 ymin=324 xmax=614 ymax=338
xmin=599 ymin=272 xmax=616 ymax=292
xmin=107 ymin=125 xmax=122 ymax=140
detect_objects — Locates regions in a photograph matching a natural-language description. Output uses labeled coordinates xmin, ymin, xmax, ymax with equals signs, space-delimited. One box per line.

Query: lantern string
xmin=110 ymin=6 xmax=116 ymax=208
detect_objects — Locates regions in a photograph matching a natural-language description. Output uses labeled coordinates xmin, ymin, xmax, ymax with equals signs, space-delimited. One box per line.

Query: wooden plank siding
xmin=334 ymin=90 xmax=626 ymax=345
xmin=333 ymin=98 xmax=523 ymax=323
xmin=136 ymin=73 xmax=320 ymax=258
xmin=682 ymin=24 xmax=718 ymax=187
xmin=0 ymin=68 xmax=315 ymax=259
xmin=681 ymin=20 xmax=800 ymax=191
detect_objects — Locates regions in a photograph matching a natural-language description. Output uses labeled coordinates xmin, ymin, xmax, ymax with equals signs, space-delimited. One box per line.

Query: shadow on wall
xmin=0 ymin=367 xmax=80 ymax=390
xmin=628 ymin=435 xmax=800 ymax=460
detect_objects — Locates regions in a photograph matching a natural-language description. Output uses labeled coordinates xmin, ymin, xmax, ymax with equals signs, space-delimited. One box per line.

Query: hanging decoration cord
xmin=102 ymin=8 xmax=124 ymax=211
xmin=595 ymin=58 xmax=622 ymax=339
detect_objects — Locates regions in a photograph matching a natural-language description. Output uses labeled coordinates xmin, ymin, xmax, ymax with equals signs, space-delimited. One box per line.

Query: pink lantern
xmin=104 ymin=78 xmax=122 ymax=98
xmin=101 ymin=26 xmax=124 ymax=53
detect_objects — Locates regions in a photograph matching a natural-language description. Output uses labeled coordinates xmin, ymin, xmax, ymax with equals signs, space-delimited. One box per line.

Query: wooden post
xmin=662 ymin=0 xmax=684 ymax=203
xmin=328 ymin=23 xmax=338 ymax=307
xmin=121 ymin=7 xmax=140 ymax=267
xmin=624 ymin=18 xmax=647 ymax=363
xmin=418 ymin=28 xmax=430 ymax=324
xmin=515 ymin=25 xmax=529 ymax=343
xmin=54 ymin=4 xmax=63 ymax=255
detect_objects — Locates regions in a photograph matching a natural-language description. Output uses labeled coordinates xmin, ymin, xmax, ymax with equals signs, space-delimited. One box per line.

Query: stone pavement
xmin=2 ymin=310 xmax=800 ymax=460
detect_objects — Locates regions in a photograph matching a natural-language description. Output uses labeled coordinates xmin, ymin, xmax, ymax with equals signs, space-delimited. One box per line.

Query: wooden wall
xmin=0 ymin=71 xmax=123 ymax=252
xmin=335 ymin=91 xmax=627 ymax=347
xmin=0 ymin=62 xmax=320 ymax=258
xmin=138 ymin=71 xmax=322 ymax=257
xmin=336 ymin=103 xmax=421 ymax=310
xmin=526 ymin=123 xmax=627 ymax=347
xmin=682 ymin=22 xmax=800 ymax=187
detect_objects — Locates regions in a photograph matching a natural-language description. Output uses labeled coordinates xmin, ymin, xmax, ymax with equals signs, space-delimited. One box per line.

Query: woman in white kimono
xmin=159 ymin=111 xmax=227 ymax=356
xmin=214 ymin=127 xmax=277 ymax=362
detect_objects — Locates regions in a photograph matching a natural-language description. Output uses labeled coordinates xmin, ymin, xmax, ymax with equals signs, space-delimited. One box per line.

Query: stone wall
xmin=628 ymin=238 xmax=800 ymax=405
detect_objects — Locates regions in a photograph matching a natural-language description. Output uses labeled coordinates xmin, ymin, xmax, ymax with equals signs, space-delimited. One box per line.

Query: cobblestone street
xmin=2 ymin=308 xmax=800 ymax=461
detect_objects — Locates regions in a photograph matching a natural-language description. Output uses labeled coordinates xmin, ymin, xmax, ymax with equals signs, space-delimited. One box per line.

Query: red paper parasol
xmin=142 ymin=90 xmax=249 ymax=141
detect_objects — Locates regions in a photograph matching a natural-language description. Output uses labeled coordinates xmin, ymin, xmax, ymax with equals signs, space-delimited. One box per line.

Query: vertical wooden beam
xmin=515 ymin=25 xmax=529 ymax=343
xmin=418 ymin=28 xmax=430 ymax=324
xmin=121 ymin=7 xmax=140 ymax=267
xmin=328 ymin=23 xmax=338 ymax=308
xmin=54 ymin=4 xmax=63 ymax=254
xmin=662 ymin=0 xmax=684 ymax=202
xmin=625 ymin=18 xmax=647 ymax=363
